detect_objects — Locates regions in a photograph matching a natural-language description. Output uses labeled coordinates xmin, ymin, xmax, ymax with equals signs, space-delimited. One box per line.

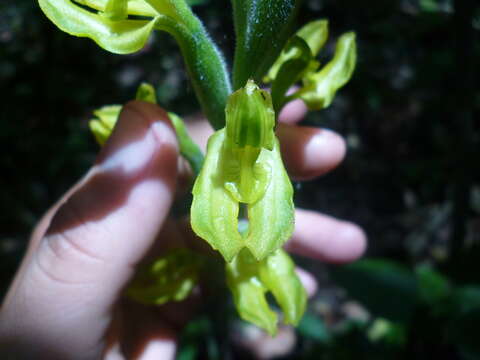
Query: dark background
xmin=1 ymin=0 xmax=480 ymax=359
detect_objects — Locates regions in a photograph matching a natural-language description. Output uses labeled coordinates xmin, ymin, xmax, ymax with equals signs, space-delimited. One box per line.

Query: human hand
xmin=0 ymin=100 xmax=366 ymax=359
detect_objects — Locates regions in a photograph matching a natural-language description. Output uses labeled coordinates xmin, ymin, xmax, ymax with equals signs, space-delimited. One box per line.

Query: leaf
xmin=330 ymin=258 xmax=418 ymax=322
xmin=298 ymin=31 xmax=357 ymax=110
xmin=415 ymin=264 xmax=451 ymax=305
xmin=231 ymin=0 xmax=302 ymax=89
xmin=38 ymin=0 xmax=158 ymax=54
xmin=298 ymin=313 xmax=331 ymax=343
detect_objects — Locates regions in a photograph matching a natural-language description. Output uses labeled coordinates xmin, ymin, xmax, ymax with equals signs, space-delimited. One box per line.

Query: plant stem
xmin=156 ymin=11 xmax=232 ymax=130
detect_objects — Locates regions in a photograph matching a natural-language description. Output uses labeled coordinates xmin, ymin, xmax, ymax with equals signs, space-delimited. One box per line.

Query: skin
xmin=0 ymin=100 xmax=366 ymax=359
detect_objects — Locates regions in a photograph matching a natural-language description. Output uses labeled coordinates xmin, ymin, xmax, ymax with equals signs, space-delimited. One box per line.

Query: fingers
xmin=184 ymin=116 xmax=213 ymax=152
xmin=111 ymin=302 xmax=178 ymax=360
xmin=276 ymin=124 xmax=346 ymax=181
xmin=184 ymin=98 xmax=309 ymax=152
xmin=286 ymin=209 xmax=367 ymax=264
xmin=295 ymin=267 xmax=318 ymax=298
xmin=0 ymin=101 xmax=179 ymax=358
xmin=277 ymin=98 xmax=308 ymax=124
xmin=184 ymin=115 xmax=346 ymax=182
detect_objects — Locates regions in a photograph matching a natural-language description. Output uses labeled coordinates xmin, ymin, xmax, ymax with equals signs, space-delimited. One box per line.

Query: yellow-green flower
xmin=191 ymin=80 xmax=294 ymax=262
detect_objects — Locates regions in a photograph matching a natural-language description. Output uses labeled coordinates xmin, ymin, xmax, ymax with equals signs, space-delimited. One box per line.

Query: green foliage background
xmin=1 ymin=0 xmax=480 ymax=358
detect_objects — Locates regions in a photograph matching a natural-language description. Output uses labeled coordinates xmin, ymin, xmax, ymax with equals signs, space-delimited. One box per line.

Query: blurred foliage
xmin=1 ymin=0 xmax=480 ymax=358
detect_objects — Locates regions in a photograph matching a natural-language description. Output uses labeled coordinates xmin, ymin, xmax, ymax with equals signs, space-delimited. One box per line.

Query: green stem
xmin=156 ymin=11 xmax=232 ymax=130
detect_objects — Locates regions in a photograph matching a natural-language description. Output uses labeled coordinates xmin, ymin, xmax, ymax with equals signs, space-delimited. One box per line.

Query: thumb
xmin=0 ymin=101 xmax=179 ymax=358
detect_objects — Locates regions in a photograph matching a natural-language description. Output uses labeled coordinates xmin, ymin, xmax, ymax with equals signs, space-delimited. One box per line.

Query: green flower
xmin=191 ymin=80 xmax=295 ymax=262
xmin=89 ymin=105 xmax=122 ymax=146
xmin=38 ymin=0 xmax=162 ymax=54
xmin=296 ymin=31 xmax=357 ymax=110
xmin=127 ymin=248 xmax=204 ymax=305
xmin=265 ymin=20 xmax=357 ymax=112
xmin=226 ymin=249 xmax=306 ymax=335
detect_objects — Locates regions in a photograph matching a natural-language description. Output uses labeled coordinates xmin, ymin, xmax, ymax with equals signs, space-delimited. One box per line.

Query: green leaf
xmin=415 ymin=264 xmax=451 ymax=305
xmin=296 ymin=31 xmax=357 ymax=110
xmin=226 ymin=249 xmax=306 ymax=335
xmin=330 ymin=258 xmax=418 ymax=322
xmin=231 ymin=0 xmax=302 ymax=90
xmin=127 ymin=248 xmax=203 ymax=305
xmin=265 ymin=19 xmax=328 ymax=83
xmin=298 ymin=313 xmax=331 ymax=343
xmin=168 ymin=112 xmax=204 ymax=176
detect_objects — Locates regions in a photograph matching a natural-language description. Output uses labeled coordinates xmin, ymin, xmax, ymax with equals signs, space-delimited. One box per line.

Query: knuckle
xmin=35 ymin=229 xmax=107 ymax=286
